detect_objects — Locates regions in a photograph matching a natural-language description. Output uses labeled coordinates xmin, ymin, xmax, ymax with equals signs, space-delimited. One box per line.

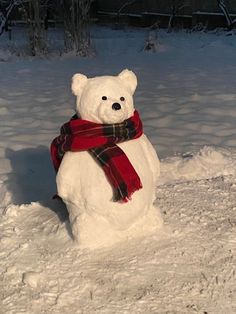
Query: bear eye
xmin=102 ymin=96 xmax=107 ymax=100
xmin=120 ymin=97 xmax=125 ymax=101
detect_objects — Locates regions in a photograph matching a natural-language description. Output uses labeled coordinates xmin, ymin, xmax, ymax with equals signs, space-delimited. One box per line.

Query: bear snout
xmin=112 ymin=102 xmax=121 ymax=111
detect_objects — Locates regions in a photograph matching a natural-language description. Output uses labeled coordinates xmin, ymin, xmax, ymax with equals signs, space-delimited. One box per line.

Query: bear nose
xmin=112 ymin=102 xmax=121 ymax=111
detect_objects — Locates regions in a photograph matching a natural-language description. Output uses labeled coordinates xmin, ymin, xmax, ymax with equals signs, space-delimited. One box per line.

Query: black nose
xmin=112 ymin=102 xmax=121 ymax=111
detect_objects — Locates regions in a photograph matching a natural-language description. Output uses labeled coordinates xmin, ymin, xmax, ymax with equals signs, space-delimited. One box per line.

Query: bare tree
xmin=21 ymin=0 xmax=48 ymax=55
xmin=63 ymin=0 xmax=93 ymax=56
xmin=0 ymin=0 xmax=22 ymax=36
xmin=167 ymin=0 xmax=190 ymax=32
xmin=28 ymin=0 xmax=47 ymax=55
xmin=116 ymin=0 xmax=137 ymax=26
xmin=218 ymin=0 xmax=236 ymax=31
xmin=63 ymin=0 xmax=74 ymax=51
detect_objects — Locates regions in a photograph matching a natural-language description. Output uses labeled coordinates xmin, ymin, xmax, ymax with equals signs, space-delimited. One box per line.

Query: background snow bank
xmin=160 ymin=146 xmax=236 ymax=185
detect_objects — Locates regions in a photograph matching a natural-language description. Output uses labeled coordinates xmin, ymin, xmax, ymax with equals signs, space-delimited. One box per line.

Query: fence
xmin=96 ymin=0 xmax=236 ymax=29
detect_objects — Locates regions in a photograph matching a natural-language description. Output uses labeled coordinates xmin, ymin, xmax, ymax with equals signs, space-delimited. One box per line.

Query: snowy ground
xmin=0 ymin=26 xmax=236 ymax=313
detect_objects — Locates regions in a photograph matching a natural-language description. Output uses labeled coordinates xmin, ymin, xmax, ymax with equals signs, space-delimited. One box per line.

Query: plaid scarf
xmin=50 ymin=110 xmax=143 ymax=202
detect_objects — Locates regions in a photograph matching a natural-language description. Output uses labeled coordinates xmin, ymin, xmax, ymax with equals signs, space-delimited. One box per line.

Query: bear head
xmin=71 ymin=69 xmax=137 ymax=124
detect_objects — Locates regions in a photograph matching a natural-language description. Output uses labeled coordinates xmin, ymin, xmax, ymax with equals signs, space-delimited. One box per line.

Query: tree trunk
xmin=63 ymin=0 xmax=74 ymax=51
xmin=28 ymin=0 xmax=47 ymax=56
xmin=63 ymin=0 xmax=93 ymax=56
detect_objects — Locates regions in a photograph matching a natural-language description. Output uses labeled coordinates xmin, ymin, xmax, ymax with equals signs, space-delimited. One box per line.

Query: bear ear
xmin=71 ymin=73 xmax=88 ymax=96
xmin=118 ymin=69 xmax=137 ymax=94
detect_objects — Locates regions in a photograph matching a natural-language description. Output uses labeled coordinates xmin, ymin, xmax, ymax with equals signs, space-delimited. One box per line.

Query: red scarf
xmin=51 ymin=110 xmax=143 ymax=202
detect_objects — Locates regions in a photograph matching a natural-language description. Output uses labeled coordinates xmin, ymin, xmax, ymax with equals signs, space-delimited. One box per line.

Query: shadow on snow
xmin=5 ymin=145 xmax=68 ymax=222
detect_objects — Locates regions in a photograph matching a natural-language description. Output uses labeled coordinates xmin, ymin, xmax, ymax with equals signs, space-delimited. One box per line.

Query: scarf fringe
xmin=114 ymin=180 xmax=143 ymax=203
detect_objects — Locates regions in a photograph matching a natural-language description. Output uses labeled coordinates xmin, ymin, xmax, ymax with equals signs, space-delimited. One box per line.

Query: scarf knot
xmin=51 ymin=110 xmax=143 ymax=202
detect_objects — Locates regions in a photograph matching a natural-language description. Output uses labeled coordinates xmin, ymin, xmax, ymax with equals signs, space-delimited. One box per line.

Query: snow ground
xmin=0 ymin=26 xmax=236 ymax=313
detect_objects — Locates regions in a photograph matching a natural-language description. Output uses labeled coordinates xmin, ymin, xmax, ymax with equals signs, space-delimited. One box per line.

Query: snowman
xmin=51 ymin=69 xmax=162 ymax=249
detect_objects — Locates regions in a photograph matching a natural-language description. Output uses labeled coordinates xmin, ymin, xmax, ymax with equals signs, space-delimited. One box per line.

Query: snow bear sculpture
xmin=53 ymin=69 xmax=162 ymax=249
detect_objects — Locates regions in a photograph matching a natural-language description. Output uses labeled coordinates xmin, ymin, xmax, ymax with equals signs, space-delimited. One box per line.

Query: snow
xmin=0 ymin=26 xmax=236 ymax=313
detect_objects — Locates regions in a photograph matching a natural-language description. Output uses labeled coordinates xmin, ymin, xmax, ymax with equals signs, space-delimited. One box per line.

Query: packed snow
xmin=0 ymin=26 xmax=236 ymax=313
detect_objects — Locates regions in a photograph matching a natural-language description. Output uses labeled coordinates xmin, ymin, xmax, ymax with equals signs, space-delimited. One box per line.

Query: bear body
xmin=56 ymin=69 xmax=162 ymax=249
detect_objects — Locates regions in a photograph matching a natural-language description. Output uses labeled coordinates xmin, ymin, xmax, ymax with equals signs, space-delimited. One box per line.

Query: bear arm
xmin=142 ymin=135 xmax=160 ymax=184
